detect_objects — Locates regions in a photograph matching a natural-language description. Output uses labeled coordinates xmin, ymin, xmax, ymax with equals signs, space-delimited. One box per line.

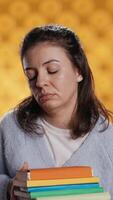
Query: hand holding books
xmin=13 ymin=166 xmax=111 ymax=200
xmin=7 ymin=161 xmax=30 ymax=200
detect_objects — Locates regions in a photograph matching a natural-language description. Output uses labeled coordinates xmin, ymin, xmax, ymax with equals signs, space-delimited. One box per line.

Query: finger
xmin=19 ymin=161 xmax=30 ymax=171
xmin=10 ymin=181 xmax=16 ymax=200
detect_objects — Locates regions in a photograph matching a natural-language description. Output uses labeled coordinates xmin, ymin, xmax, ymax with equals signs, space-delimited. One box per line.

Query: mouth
xmin=39 ymin=94 xmax=55 ymax=104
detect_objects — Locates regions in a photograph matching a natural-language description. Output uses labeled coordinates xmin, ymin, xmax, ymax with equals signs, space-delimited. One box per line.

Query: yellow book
xmin=26 ymin=177 xmax=99 ymax=187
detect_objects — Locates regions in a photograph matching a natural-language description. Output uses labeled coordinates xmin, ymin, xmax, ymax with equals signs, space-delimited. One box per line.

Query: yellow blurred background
xmin=0 ymin=0 xmax=113 ymax=116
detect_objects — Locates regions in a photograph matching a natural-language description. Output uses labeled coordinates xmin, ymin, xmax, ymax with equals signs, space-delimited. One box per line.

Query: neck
xmin=43 ymin=107 xmax=75 ymax=129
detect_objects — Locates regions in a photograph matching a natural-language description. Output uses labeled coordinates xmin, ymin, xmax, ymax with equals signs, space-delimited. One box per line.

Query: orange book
xmin=16 ymin=166 xmax=92 ymax=181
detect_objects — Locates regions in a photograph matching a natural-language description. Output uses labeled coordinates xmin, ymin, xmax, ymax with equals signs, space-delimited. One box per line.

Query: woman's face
xmin=23 ymin=42 xmax=83 ymax=114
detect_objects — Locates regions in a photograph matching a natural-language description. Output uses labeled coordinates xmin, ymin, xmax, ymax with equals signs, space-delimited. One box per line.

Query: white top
xmin=40 ymin=118 xmax=89 ymax=167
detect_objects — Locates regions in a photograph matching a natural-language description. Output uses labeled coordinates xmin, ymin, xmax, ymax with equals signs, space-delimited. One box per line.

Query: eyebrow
xmin=25 ymin=59 xmax=60 ymax=70
xmin=43 ymin=59 xmax=60 ymax=65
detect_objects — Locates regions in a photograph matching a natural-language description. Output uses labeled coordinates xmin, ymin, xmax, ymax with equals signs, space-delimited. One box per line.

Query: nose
xmin=35 ymin=72 xmax=48 ymax=88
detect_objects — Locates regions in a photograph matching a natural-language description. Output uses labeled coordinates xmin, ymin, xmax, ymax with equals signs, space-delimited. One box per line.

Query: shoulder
xmin=0 ymin=110 xmax=44 ymax=138
xmin=0 ymin=109 xmax=24 ymax=140
xmin=86 ymin=116 xmax=113 ymax=150
xmin=94 ymin=117 xmax=113 ymax=142
xmin=0 ymin=109 xmax=17 ymax=129
xmin=91 ymin=117 xmax=113 ymax=161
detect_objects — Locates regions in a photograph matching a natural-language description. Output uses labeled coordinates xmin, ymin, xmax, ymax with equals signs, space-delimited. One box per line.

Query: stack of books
xmin=13 ymin=166 xmax=111 ymax=200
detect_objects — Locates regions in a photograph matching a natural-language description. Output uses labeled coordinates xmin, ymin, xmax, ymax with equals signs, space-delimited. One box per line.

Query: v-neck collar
xmin=40 ymin=128 xmax=96 ymax=168
xmin=36 ymin=117 xmax=100 ymax=168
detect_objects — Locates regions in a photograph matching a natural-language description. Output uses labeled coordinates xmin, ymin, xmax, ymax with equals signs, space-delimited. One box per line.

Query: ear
xmin=75 ymin=70 xmax=83 ymax=82
xmin=77 ymin=74 xmax=83 ymax=82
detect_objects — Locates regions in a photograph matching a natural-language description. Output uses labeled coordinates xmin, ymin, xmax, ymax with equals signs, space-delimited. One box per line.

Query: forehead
xmin=24 ymin=42 xmax=68 ymax=58
xmin=22 ymin=42 xmax=77 ymax=74
xmin=23 ymin=42 xmax=72 ymax=66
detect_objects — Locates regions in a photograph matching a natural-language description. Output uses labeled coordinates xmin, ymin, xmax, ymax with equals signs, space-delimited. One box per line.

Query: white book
xmin=35 ymin=192 xmax=111 ymax=200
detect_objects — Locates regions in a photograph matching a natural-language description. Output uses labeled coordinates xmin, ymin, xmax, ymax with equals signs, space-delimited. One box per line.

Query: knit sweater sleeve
xmin=99 ymin=124 xmax=113 ymax=200
xmin=0 ymin=118 xmax=11 ymax=200
xmin=101 ymin=124 xmax=113 ymax=164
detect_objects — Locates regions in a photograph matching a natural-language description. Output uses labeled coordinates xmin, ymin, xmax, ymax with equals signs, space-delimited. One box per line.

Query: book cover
xmin=35 ymin=192 xmax=111 ymax=200
xmin=30 ymin=187 xmax=104 ymax=198
xmin=27 ymin=183 xmax=100 ymax=192
xmin=14 ymin=187 xmax=104 ymax=199
xmin=16 ymin=166 xmax=92 ymax=181
xmin=13 ymin=176 xmax=100 ymax=187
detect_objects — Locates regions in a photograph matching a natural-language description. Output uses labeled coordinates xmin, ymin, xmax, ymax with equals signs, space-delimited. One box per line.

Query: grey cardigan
xmin=0 ymin=111 xmax=113 ymax=200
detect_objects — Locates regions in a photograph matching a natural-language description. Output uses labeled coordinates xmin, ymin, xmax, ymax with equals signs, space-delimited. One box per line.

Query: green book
xmin=30 ymin=187 xmax=104 ymax=198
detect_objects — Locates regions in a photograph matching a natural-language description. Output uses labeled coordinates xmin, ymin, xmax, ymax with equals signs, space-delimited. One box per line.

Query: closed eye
xmin=48 ymin=70 xmax=58 ymax=74
xmin=25 ymin=69 xmax=37 ymax=82
xmin=28 ymin=75 xmax=37 ymax=82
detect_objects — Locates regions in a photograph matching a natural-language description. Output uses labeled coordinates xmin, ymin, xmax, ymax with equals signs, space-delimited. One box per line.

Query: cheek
xmin=53 ymin=76 xmax=76 ymax=95
xmin=28 ymin=82 xmax=38 ymax=97
xmin=28 ymin=81 xmax=36 ymax=89
xmin=54 ymin=73 xmax=68 ymax=84
xmin=60 ymin=77 xmax=78 ymax=98
xmin=55 ymin=72 xmax=75 ymax=88
xmin=53 ymin=75 xmax=67 ymax=91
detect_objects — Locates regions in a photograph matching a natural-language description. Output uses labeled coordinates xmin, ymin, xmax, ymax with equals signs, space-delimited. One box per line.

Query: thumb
xmin=19 ymin=161 xmax=30 ymax=171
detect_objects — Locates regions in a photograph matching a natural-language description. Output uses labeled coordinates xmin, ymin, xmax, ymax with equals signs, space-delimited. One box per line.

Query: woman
xmin=0 ymin=24 xmax=113 ymax=200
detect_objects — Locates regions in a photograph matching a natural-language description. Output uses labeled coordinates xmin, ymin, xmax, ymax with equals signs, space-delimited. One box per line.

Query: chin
xmin=41 ymin=102 xmax=60 ymax=113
